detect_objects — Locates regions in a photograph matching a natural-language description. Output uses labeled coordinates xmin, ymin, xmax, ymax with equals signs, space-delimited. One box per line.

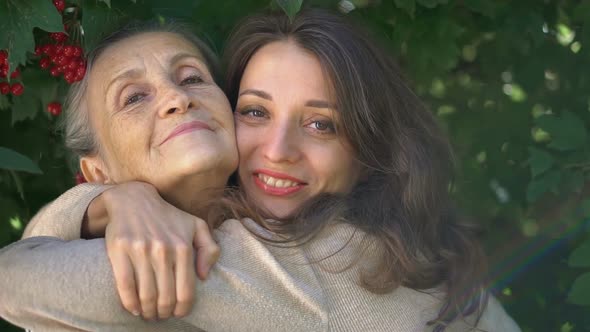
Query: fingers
xmin=152 ymin=242 xmax=176 ymax=319
xmin=192 ymin=220 xmax=220 ymax=280
xmin=173 ymin=243 xmax=196 ymax=317
xmin=108 ymin=249 xmax=141 ymax=316
xmin=132 ymin=241 xmax=158 ymax=320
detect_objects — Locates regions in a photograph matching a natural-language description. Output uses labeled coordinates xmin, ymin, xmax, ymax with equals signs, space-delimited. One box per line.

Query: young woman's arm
xmin=0 ymin=221 xmax=327 ymax=332
xmin=23 ymin=183 xmax=110 ymax=240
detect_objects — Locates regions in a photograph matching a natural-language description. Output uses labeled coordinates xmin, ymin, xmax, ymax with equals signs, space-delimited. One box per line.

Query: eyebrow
xmin=239 ymin=89 xmax=335 ymax=109
xmin=106 ymin=68 xmax=144 ymax=96
xmin=239 ymin=89 xmax=272 ymax=100
xmin=169 ymin=52 xmax=205 ymax=67
xmin=305 ymin=100 xmax=335 ymax=109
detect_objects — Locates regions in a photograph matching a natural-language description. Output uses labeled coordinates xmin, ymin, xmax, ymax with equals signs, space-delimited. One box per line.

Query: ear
xmin=80 ymin=156 xmax=112 ymax=184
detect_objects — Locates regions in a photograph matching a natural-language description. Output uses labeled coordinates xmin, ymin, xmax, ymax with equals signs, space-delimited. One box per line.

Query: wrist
xmin=81 ymin=192 xmax=109 ymax=239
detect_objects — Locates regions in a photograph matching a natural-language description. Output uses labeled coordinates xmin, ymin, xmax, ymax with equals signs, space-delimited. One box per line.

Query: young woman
xmin=0 ymin=9 xmax=520 ymax=332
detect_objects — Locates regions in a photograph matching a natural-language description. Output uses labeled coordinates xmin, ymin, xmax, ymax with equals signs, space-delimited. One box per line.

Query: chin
xmin=177 ymin=149 xmax=235 ymax=179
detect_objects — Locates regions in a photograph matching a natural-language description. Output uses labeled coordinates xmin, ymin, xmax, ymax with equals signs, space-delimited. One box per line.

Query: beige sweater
xmin=0 ymin=184 xmax=521 ymax=332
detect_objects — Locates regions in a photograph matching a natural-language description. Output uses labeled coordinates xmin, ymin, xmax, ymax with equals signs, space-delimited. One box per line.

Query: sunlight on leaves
xmin=429 ymin=78 xmax=446 ymax=98
xmin=521 ymin=219 xmax=539 ymax=237
xmin=437 ymin=105 xmax=456 ymax=116
xmin=557 ymin=24 xmax=575 ymax=46
xmin=571 ymin=41 xmax=581 ymax=53
xmin=9 ymin=216 xmax=22 ymax=231
xmin=503 ymin=83 xmax=527 ymax=102
xmin=560 ymin=322 xmax=574 ymax=332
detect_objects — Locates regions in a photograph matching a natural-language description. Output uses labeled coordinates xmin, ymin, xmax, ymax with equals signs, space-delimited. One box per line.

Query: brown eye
xmin=238 ymin=107 xmax=268 ymax=118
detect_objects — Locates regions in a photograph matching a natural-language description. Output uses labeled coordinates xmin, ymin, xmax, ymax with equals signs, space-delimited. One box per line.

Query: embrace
xmin=0 ymin=8 xmax=520 ymax=332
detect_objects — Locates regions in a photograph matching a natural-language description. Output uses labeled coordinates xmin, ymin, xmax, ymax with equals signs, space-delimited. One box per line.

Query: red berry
xmin=56 ymin=55 xmax=68 ymax=66
xmin=76 ymin=65 xmax=86 ymax=78
xmin=35 ymin=46 xmax=43 ymax=56
xmin=67 ymin=59 xmax=78 ymax=70
xmin=10 ymin=83 xmax=24 ymax=96
xmin=0 ymin=82 xmax=9 ymax=95
xmin=0 ymin=50 xmax=7 ymax=64
xmin=39 ymin=57 xmax=51 ymax=69
xmin=0 ymin=67 xmax=7 ymax=78
xmin=53 ymin=0 xmax=65 ymax=12
xmin=75 ymin=172 xmax=87 ymax=184
xmin=72 ymin=46 xmax=83 ymax=57
xmin=47 ymin=102 xmax=62 ymax=116
xmin=50 ymin=32 xmax=67 ymax=43
xmin=50 ymin=66 xmax=61 ymax=77
xmin=64 ymin=70 xmax=76 ymax=83
xmin=42 ymin=44 xmax=55 ymax=56
xmin=10 ymin=68 xmax=20 ymax=79
xmin=63 ymin=45 xmax=75 ymax=57
xmin=55 ymin=45 xmax=65 ymax=55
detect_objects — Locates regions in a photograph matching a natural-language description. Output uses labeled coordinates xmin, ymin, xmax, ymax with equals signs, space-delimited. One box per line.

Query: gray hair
xmin=61 ymin=20 xmax=220 ymax=158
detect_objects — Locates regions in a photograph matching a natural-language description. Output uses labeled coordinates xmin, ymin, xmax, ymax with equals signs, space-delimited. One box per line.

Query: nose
xmin=262 ymin=120 xmax=302 ymax=164
xmin=157 ymin=83 xmax=197 ymax=118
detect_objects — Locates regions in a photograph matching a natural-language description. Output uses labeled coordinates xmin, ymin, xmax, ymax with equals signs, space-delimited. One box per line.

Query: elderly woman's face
xmin=84 ymin=32 xmax=237 ymax=192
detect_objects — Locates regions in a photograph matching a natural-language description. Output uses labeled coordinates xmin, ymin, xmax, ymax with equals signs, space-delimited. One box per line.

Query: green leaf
xmin=99 ymin=0 xmax=112 ymax=8
xmin=581 ymin=199 xmax=590 ymax=218
xmin=20 ymin=69 xmax=61 ymax=108
xmin=11 ymin=92 xmax=40 ymax=125
xmin=561 ymin=170 xmax=584 ymax=194
xmin=81 ymin=1 xmax=127 ymax=52
xmin=569 ymin=240 xmax=590 ymax=268
xmin=0 ymin=147 xmax=42 ymax=174
xmin=536 ymin=111 xmax=588 ymax=151
xmin=416 ymin=0 xmax=448 ymax=9
xmin=526 ymin=169 xmax=561 ymax=202
xmin=0 ymin=0 xmax=63 ymax=73
xmin=394 ymin=0 xmax=416 ymax=18
xmin=0 ymin=95 xmax=11 ymax=110
xmin=528 ymin=147 xmax=554 ymax=177
xmin=463 ymin=0 xmax=496 ymax=17
xmin=275 ymin=0 xmax=303 ymax=20
xmin=568 ymin=272 xmax=590 ymax=306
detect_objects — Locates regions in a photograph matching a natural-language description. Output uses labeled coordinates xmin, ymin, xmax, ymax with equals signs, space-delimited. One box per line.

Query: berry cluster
xmin=35 ymin=43 xmax=86 ymax=84
xmin=0 ymin=50 xmax=24 ymax=96
xmin=47 ymin=102 xmax=62 ymax=116
xmin=34 ymin=0 xmax=86 ymax=84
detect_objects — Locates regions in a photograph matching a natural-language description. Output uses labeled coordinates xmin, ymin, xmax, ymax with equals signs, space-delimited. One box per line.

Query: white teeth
xmin=257 ymin=174 xmax=299 ymax=188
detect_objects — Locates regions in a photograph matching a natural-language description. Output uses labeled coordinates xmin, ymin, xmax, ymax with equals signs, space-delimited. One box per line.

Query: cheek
xmin=313 ymin=144 xmax=360 ymax=192
xmin=107 ymin=118 xmax=153 ymax=172
xmin=235 ymin=123 xmax=258 ymax=162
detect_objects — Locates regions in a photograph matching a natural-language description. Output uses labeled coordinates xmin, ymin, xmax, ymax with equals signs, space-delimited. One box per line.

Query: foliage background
xmin=1 ymin=0 xmax=590 ymax=331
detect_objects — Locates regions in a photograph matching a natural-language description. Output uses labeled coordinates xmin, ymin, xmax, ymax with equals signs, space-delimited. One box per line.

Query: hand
xmin=100 ymin=182 xmax=220 ymax=320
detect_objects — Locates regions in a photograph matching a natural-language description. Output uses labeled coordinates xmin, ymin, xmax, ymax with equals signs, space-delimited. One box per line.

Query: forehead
xmin=241 ymin=41 xmax=333 ymax=94
xmin=93 ymin=31 xmax=206 ymax=74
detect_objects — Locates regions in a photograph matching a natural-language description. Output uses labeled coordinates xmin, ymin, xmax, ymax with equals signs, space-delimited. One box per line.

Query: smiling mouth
xmin=160 ymin=120 xmax=212 ymax=146
xmin=257 ymin=173 xmax=301 ymax=188
xmin=252 ymin=170 xmax=307 ymax=196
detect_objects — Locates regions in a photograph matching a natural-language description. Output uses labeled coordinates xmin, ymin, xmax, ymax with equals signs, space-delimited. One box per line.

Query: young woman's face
xmin=235 ymin=41 xmax=362 ymax=218
xmin=85 ymin=32 xmax=238 ymax=193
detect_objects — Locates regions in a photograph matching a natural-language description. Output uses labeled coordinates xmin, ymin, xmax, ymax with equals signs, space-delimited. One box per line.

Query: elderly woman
xmin=0 ymin=9 xmax=520 ymax=332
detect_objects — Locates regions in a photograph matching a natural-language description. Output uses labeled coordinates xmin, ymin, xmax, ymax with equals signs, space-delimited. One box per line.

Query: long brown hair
xmin=222 ymin=8 xmax=488 ymax=330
